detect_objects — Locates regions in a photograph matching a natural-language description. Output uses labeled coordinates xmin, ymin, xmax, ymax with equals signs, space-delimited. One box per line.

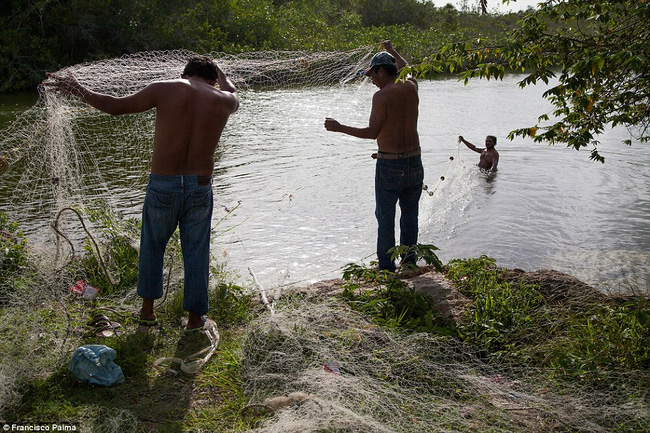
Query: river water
xmin=1 ymin=74 xmax=649 ymax=292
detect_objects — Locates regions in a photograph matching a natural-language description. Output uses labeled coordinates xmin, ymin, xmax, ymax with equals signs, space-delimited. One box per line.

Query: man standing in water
xmin=324 ymin=41 xmax=423 ymax=272
xmin=45 ymin=56 xmax=239 ymax=331
xmin=458 ymin=135 xmax=499 ymax=172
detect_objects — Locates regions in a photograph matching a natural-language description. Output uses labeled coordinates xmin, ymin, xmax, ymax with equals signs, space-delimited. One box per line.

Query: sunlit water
xmin=2 ymin=75 xmax=649 ymax=292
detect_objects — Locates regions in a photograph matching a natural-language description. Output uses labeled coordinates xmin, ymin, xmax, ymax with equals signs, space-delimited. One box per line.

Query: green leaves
xmin=340 ymin=243 xmax=447 ymax=333
xmin=0 ymin=212 xmax=28 ymax=293
xmin=446 ymin=256 xmax=650 ymax=378
xmin=413 ymin=0 xmax=650 ymax=162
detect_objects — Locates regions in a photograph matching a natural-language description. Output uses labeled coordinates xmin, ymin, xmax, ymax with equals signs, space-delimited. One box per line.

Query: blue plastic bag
xmin=68 ymin=345 xmax=125 ymax=386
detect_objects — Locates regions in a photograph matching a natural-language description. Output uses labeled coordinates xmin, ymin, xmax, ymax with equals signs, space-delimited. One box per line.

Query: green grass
xmin=1 ymin=210 xmax=648 ymax=432
xmin=338 ymin=252 xmax=650 ymax=385
xmin=445 ymin=255 xmax=650 ymax=379
xmin=2 ymin=302 xmax=260 ymax=432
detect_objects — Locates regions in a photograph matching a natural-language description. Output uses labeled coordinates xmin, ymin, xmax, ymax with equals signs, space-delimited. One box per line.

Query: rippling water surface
xmin=213 ymin=76 xmax=650 ymax=292
xmin=2 ymin=75 xmax=649 ymax=292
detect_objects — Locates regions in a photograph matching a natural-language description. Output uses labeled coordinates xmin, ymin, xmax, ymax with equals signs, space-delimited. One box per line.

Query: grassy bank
xmin=0 ymin=213 xmax=648 ymax=432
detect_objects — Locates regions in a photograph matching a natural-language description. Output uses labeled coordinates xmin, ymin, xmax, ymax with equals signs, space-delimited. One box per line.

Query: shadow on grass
xmin=6 ymin=321 xmax=205 ymax=433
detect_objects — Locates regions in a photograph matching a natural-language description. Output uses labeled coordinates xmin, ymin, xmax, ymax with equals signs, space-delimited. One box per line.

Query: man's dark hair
xmin=183 ymin=55 xmax=219 ymax=81
xmin=487 ymin=135 xmax=497 ymax=145
xmin=372 ymin=64 xmax=398 ymax=77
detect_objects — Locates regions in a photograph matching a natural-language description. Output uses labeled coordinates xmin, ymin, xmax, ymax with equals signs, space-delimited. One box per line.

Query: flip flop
xmin=86 ymin=314 xmax=122 ymax=337
xmin=94 ymin=323 xmax=122 ymax=337
xmin=184 ymin=316 xmax=208 ymax=333
xmin=133 ymin=309 xmax=158 ymax=327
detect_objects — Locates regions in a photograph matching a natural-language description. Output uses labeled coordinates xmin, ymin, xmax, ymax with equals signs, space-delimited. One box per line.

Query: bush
xmin=0 ymin=212 xmax=28 ymax=295
xmin=446 ymin=256 xmax=650 ymax=380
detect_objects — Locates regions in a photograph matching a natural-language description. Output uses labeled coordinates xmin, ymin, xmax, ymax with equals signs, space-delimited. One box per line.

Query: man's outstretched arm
xmin=325 ymin=93 xmax=387 ymax=139
xmin=458 ymin=136 xmax=483 ymax=154
xmin=44 ymin=72 xmax=158 ymax=115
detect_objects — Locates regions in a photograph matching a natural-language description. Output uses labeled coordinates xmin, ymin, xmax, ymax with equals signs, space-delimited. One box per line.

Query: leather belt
xmin=372 ymin=148 xmax=421 ymax=160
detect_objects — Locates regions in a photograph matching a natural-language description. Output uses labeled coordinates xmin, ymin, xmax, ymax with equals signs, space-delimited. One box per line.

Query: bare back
xmin=372 ymin=79 xmax=420 ymax=153
xmin=149 ymin=78 xmax=237 ymax=176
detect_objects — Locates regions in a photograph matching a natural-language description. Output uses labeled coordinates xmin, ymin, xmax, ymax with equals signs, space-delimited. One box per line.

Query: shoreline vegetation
xmin=2 ymin=1 xmax=525 ymax=94
xmin=0 ymin=211 xmax=648 ymax=432
xmin=1 ymin=0 xmax=649 ymax=430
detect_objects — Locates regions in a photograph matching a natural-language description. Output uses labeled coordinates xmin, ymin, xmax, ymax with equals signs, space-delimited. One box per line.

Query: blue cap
xmin=362 ymin=52 xmax=396 ymax=75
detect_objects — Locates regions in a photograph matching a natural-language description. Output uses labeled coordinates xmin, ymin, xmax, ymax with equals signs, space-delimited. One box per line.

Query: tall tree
xmin=412 ymin=0 xmax=649 ymax=162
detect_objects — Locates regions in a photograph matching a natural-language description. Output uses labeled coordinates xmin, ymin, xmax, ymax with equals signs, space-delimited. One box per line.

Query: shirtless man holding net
xmin=324 ymin=40 xmax=423 ymax=272
xmin=458 ymin=135 xmax=499 ymax=172
xmin=44 ymin=55 xmax=239 ymax=331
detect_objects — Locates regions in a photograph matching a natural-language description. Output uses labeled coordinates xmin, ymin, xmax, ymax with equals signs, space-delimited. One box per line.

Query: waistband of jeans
xmin=149 ymin=173 xmax=213 ymax=185
xmin=372 ymin=148 xmax=421 ymax=160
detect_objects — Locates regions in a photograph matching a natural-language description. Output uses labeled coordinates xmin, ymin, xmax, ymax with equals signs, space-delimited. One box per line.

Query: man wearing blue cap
xmin=325 ymin=40 xmax=423 ymax=272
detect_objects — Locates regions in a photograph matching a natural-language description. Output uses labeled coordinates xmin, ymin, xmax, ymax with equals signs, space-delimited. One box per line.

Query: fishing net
xmin=1 ymin=48 xmax=648 ymax=432
xmin=0 ymin=47 xmax=374 ymax=262
xmin=0 ymin=48 xmax=373 ymax=414
xmin=238 ymin=293 xmax=649 ymax=433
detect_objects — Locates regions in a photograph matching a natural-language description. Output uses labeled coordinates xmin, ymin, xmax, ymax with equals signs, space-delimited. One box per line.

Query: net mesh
xmin=0 ymin=47 xmax=374 ymax=257
xmin=240 ymin=294 xmax=649 ymax=433
xmin=1 ymin=48 xmax=648 ymax=431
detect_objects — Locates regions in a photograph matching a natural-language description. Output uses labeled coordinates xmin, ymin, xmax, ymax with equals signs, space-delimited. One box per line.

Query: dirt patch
xmin=402 ymin=270 xmax=472 ymax=322
xmin=500 ymin=268 xmax=607 ymax=304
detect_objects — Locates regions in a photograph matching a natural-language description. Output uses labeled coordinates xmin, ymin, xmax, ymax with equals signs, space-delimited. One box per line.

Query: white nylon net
xmin=239 ymin=294 xmax=649 ymax=433
xmin=1 ymin=48 xmax=648 ymax=432
xmin=0 ymin=47 xmax=374 ymax=255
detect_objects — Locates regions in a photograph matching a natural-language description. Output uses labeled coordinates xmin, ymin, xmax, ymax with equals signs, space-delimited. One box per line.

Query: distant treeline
xmin=1 ymin=0 xmax=530 ymax=93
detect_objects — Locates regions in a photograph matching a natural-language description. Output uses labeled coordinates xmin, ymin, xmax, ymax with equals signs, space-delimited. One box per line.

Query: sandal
xmin=133 ymin=309 xmax=158 ymax=327
xmin=86 ymin=314 xmax=122 ymax=337
xmin=184 ymin=316 xmax=208 ymax=333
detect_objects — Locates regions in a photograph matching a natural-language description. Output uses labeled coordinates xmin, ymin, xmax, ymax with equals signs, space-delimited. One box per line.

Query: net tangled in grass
xmin=0 ymin=47 xmax=374 ymax=247
xmin=239 ymin=294 xmax=649 ymax=433
xmin=2 ymin=48 xmax=649 ymax=432
xmin=0 ymin=48 xmax=373 ymax=415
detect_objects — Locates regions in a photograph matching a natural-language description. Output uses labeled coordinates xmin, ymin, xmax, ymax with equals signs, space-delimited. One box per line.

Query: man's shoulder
xmin=154 ymin=78 xmax=187 ymax=86
xmin=395 ymin=78 xmax=418 ymax=93
xmin=146 ymin=79 xmax=187 ymax=92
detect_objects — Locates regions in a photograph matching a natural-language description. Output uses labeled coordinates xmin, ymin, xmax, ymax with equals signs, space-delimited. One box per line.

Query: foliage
xmin=548 ymin=297 xmax=650 ymax=374
xmin=0 ymin=212 xmax=32 ymax=306
xmin=0 ymin=212 xmax=28 ymax=296
xmin=78 ymin=205 xmax=141 ymax=295
xmin=446 ymin=256 xmax=650 ymax=380
xmin=446 ymin=255 xmax=549 ymax=359
xmin=409 ymin=0 xmax=650 ymax=162
xmin=208 ymin=279 xmax=254 ymax=325
xmin=340 ymin=244 xmax=449 ymax=333
xmin=390 ymin=243 xmax=444 ymax=272
xmin=1 ymin=0 xmax=523 ymax=92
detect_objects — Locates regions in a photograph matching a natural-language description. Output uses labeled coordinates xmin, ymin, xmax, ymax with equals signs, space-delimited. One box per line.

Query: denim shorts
xmin=137 ymin=174 xmax=214 ymax=315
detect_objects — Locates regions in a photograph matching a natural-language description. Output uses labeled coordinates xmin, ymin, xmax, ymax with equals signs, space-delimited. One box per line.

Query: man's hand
xmin=43 ymin=72 xmax=88 ymax=98
xmin=324 ymin=117 xmax=342 ymax=132
xmin=380 ymin=39 xmax=408 ymax=71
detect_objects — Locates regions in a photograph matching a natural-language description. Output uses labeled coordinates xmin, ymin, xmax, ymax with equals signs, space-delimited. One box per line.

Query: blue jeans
xmin=137 ymin=174 xmax=214 ymax=316
xmin=375 ymin=156 xmax=424 ymax=271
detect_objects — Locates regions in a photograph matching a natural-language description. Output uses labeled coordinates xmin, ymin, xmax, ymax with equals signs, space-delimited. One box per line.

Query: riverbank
xmin=1 ymin=250 xmax=648 ymax=432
